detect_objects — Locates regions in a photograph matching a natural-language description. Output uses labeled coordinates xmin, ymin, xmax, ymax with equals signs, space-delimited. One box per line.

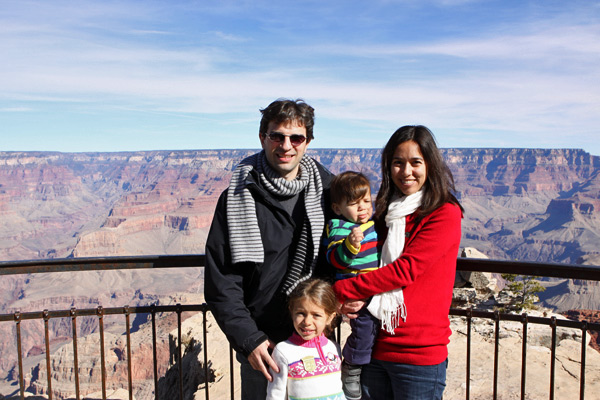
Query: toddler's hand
xmin=348 ymin=226 xmax=364 ymax=249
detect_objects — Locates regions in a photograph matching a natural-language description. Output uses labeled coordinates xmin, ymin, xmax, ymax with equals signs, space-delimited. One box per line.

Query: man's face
xmin=260 ymin=120 xmax=310 ymax=180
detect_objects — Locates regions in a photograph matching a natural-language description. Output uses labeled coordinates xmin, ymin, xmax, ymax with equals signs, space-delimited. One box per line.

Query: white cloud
xmin=210 ymin=31 xmax=250 ymax=42
xmin=1 ymin=0 xmax=599 ymax=154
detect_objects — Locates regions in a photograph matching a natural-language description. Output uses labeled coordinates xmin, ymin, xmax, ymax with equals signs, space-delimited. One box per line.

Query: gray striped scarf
xmin=227 ymin=151 xmax=325 ymax=294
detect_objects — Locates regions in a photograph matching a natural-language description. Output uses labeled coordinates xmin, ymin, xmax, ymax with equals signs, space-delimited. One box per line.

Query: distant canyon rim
xmin=1 ymin=147 xmax=598 ymax=264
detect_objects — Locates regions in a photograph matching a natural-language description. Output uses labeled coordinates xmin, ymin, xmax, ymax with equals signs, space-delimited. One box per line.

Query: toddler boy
xmin=325 ymin=171 xmax=380 ymax=400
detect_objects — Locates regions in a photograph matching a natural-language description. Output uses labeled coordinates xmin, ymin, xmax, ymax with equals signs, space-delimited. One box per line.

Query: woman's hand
xmin=339 ymin=299 xmax=367 ymax=319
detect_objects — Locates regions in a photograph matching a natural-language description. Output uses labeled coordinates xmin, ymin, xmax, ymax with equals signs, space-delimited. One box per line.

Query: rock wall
xmin=1 ymin=147 xmax=599 ymax=264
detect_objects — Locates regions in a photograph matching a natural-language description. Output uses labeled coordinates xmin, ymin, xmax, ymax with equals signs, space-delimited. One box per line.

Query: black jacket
xmin=204 ymin=160 xmax=333 ymax=356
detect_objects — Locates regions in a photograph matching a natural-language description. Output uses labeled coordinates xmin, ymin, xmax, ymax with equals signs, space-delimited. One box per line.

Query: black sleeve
xmin=204 ymin=190 xmax=268 ymax=356
xmin=312 ymin=164 xmax=336 ymax=283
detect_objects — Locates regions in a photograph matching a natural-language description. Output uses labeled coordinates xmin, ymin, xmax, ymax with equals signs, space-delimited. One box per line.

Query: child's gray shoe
xmin=341 ymin=361 xmax=362 ymax=400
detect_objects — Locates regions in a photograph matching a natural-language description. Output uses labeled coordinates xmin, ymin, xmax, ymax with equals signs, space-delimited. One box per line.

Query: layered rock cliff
xmin=1 ymin=148 xmax=599 ymax=264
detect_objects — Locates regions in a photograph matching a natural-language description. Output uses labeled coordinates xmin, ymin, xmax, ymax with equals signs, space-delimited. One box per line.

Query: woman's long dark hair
xmin=375 ymin=125 xmax=463 ymax=221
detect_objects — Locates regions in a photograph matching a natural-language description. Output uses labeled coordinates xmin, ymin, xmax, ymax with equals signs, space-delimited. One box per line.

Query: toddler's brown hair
xmin=330 ymin=171 xmax=371 ymax=205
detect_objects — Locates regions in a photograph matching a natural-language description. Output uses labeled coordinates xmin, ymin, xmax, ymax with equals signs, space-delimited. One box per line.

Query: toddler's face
xmin=332 ymin=190 xmax=373 ymax=224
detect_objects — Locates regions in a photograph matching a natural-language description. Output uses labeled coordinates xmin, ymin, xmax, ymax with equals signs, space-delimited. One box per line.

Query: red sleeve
xmin=333 ymin=202 xmax=462 ymax=302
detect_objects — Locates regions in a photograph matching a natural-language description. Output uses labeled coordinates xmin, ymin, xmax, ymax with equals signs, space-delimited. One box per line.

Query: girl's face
xmin=391 ymin=140 xmax=428 ymax=196
xmin=291 ymin=298 xmax=334 ymax=341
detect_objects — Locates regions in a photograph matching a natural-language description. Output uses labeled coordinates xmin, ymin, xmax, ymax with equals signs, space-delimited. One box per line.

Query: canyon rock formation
xmin=1 ymin=148 xmax=598 ymax=263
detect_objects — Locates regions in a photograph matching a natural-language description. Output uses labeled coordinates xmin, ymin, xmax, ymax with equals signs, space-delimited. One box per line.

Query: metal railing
xmin=1 ymin=256 xmax=599 ymax=400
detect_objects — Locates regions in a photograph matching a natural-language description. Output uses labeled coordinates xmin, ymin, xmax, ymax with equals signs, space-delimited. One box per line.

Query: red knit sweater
xmin=333 ymin=202 xmax=462 ymax=366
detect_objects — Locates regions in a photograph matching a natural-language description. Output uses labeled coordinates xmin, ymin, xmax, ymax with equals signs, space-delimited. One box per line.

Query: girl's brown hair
xmin=288 ymin=279 xmax=338 ymax=337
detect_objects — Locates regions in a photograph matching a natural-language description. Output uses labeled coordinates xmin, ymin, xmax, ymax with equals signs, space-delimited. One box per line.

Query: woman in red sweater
xmin=333 ymin=125 xmax=463 ymax=400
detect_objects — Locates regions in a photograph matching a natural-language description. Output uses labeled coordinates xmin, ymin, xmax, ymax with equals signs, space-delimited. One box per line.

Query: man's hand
xmin=248 ymin=339 xmax=278 ymax=381
xmin=339 ymin=299 xmax=367 ymax=319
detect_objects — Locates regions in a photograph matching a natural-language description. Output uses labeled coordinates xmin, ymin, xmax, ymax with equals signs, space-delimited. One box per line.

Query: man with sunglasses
xmin=205 ymin=98 xmax=334 ymax=399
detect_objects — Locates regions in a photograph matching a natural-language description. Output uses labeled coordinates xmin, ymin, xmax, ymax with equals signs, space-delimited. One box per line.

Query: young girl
xmin=266 ymin=279 xmax=345 ymax=400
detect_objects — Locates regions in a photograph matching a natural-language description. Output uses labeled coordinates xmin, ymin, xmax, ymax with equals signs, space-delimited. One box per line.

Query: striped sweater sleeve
xmin=325 ymin=219 xmax=380 ymax=279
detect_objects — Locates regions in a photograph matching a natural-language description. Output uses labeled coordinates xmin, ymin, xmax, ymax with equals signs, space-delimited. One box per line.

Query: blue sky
xmin=1 ymin=0 xmax=599 ymax=154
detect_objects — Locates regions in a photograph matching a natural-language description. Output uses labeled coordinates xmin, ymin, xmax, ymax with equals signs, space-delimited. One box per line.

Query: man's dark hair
xmin=259 ymin=98 xmax=315 ymax=141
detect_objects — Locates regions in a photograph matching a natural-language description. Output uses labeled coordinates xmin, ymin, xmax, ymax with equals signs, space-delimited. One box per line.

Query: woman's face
xmin=390 ymin=140 xmax=427 ymax=196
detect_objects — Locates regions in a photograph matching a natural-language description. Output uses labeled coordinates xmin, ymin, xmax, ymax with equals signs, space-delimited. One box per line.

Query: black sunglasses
xmin=264 ymin=132 xmax=307 ymax=146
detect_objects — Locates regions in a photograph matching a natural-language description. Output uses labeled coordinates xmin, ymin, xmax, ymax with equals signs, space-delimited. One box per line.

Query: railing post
xmin=580 ymin=320 xmax=587 ymax=400
xmin=203 ymin=308 xmax=210 ymax=400
xmin=230 ymin=346 xmax=235 ymax=400
xmin=177 ymin=303 xmax=183 ymax=400
xmin=466 ymin=307 xmax=472 ymax=400
xmin=124 ymin=305 xmax=133 ymax=400
xmin=521 ymin=313 xmax=528 ymax=400
xmin=43 ymin=310 xmax=53 ymax=400
xmin=97 ymin=306 xmax=107 ymax=400
xmin=71 ymin=307 xmax=80 ymax=400
xmin=151 ymin=305 xmax=159 ymax=400
xmin=549 ymin=316 xmax=557 ymax=400
xmin=493 ymin=310 xmax=500 ymax=400
xmin=14 ymin=311 xmax=25 ymax=400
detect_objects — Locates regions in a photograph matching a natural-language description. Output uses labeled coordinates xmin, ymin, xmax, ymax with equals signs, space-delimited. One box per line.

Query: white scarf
xmin=367 ymin=190 xmax=423 ymax=334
